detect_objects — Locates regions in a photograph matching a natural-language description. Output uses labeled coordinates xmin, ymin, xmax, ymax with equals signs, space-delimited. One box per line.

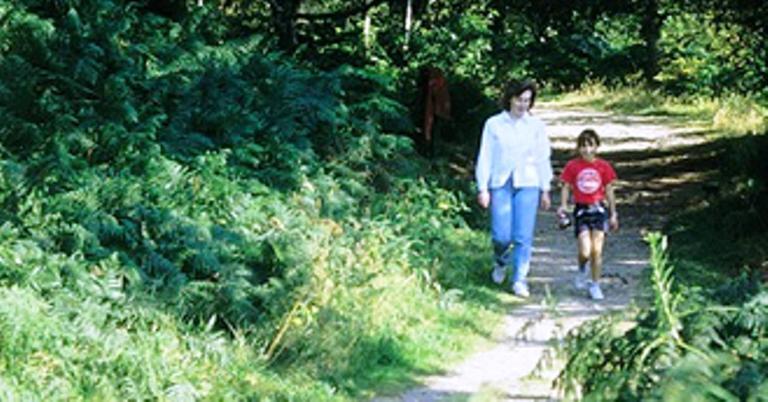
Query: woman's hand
xmin=477 ymin=191 xmax=490 ymax=209
xmin=540 ymin=191 xmax=551 ymax=210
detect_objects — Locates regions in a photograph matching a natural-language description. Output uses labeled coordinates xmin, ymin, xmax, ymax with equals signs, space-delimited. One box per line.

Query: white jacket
xmin=475 ymin=111 xmax=553 ymax=192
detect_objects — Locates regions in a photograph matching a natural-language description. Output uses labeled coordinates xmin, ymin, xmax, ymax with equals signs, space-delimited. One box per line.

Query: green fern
xmin=557 ymin=233 xmax=768 ymax=400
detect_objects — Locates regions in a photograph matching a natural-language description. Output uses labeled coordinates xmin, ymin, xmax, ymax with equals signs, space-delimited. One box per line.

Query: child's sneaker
xmin=491 ymin=263 xmax=506 ymax=285
xmin=512 ymin=281 xmax=530 ymax=298
xmin=573 ymin=268 xmax=589 ymax=290
xmin=589 ymin=282 xmax=604 ymax=300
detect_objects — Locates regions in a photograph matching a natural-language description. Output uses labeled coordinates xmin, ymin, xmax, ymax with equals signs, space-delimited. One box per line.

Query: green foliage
xmin=5 ymin=0 xmax=764 ymax=399
xmin=557 ymin=233 xmax=768 ymax=401
xmin=722 ymin=134 xmax=768 ymax=206
xmin=656 ymin=12 xmax=763 ymax=96
xmin=216 ymin=0 xmax=768 ymax=101
xmin=405 ymin=4 xmax=495 ymax=83
xmin=664 ymin=131 xmax=768 ymax=284
xmin=0 ymin=1 xmax=505 ymax=400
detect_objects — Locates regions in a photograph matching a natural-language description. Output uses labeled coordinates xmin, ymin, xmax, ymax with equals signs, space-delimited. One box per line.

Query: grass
xmin=546 ymin=80 xmax=768 ymax=137
xmin=0 ymin=204 xmax=511 ymax=401
xmin=355 ymin=227 xmax=518 ymax=399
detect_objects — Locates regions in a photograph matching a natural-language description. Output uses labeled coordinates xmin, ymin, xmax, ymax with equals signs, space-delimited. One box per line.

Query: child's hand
xmin=556 ymin=206 xmax=567 ymax=216
xmin=609 ymin=215 xmax=619 ymax=232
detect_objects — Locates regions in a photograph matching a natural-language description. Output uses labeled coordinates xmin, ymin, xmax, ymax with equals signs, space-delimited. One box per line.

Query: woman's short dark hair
xmin=500 ymin=79 xmax=538 ymax=110
xmin=577 ymin=129 xmax=601 ymax=148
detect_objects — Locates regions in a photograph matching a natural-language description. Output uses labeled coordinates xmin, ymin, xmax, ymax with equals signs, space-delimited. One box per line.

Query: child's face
xmin=578 ymin=140 xmax=598 ymax=160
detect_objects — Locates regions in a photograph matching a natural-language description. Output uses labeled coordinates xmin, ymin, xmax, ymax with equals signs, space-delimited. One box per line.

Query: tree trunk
xmin=404 ymin=0 xmax=413 ymax=52
xmin=364 ymin=12 xmax=372 ymax=50
xmin=269 ymin=0 xmax=302 ymax=52
xmin=640 ymin=0 xmax=662 ymax=84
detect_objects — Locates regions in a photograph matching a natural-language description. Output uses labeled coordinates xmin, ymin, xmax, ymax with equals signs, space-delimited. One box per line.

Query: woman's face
xmin=509 ymin=89 xmax=532 ymax=118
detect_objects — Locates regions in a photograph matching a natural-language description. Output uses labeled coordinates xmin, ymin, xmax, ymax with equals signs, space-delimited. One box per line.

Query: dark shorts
xmin=573 ymin=203 xmax=608 ymax=237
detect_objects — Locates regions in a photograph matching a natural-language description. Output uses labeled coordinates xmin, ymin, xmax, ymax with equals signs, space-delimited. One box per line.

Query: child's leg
xmin=589 ymin=230 xmax=606 ymax=281
xmin=577 ymin=231 xmax=592 ymax=273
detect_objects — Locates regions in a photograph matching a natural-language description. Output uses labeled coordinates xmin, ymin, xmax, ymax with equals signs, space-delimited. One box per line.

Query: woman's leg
xmin=510 ymin=187 xmax=540 ymax=284
xmin=490 ymin=179 xmax=515 ymax=271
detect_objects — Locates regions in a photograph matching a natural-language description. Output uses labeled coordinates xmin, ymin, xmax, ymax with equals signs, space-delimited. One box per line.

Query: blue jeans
xmin=490 ymin=179 xmax=540 ymax=284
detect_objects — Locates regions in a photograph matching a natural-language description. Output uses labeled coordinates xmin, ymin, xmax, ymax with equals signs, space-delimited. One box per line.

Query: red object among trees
xmin=416 ymin=67 xmax=451 ymax=155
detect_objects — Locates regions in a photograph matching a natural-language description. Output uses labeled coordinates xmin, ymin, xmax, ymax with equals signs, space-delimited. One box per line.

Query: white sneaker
xmin=589 ymin=282 xmax=604 ymax=300
xmin=512 ymin=281 xmax=530 ymax=298
xmin=491 ymin=263 xmax=506 ymax=285
xmin=574 ymin=269 xmax=589 ymax=290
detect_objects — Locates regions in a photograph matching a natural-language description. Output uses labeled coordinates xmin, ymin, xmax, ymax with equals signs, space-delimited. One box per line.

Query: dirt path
xmin=372 ymin=106 xmax=715 ymax=402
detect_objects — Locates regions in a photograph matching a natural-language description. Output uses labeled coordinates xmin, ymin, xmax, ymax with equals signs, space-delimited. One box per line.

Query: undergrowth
xmin=550 ymin=80 xmax=767 ymax=136
xmin=557 ymin=233 xmax=767 ymax=401
xmin=0 ymin=2 xmax=503 ymax=400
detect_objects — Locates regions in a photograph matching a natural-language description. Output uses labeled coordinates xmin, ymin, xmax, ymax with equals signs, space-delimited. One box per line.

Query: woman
xmin=475 ymin=79 xmax=553 ymax=297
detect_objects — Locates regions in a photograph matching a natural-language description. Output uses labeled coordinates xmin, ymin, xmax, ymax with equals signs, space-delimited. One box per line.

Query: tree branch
xmin=295 ymin=0 xmax=388 ymax=21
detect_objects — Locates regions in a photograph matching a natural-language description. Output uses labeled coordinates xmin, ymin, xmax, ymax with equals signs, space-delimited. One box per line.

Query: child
xmin=558 ymin=129 xmax=618 ymax=300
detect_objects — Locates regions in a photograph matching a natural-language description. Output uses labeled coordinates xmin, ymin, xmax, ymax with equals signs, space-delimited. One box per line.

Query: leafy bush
xmin=656 ymin=12 xmax=765 ymax=97
xmin=557 ymin=233 xmax=768 ymax=401
xmin=0 ymin=1 xmax=502 ymax=399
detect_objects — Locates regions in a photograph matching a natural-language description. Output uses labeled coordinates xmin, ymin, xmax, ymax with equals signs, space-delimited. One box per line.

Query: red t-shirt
xmin=560 ymin=158 xmax=617 ymax=204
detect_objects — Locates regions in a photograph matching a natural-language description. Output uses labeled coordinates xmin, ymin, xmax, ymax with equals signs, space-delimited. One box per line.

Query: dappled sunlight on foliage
xmin=0 ymin=1 xmax=502 ymax=399
xmin=0 ymin=0 xmax=767 ymax=399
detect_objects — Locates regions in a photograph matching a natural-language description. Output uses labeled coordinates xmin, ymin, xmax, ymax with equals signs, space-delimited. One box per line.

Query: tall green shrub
xmin=557 ymin=233 xmax=768 ymax=401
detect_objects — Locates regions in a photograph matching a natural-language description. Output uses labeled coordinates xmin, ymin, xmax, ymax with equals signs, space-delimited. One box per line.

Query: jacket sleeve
xmin=536 ymin=122 xmax=553 ymax=192
xmin=475 ymin=120 xmax=493 ymax=192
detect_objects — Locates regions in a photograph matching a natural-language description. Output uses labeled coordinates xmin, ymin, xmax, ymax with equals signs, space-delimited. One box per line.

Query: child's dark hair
xmin=500 ymin=79 xmax=537 ymax=110
xmin=577 ymin=129 xmax=600 ymax=148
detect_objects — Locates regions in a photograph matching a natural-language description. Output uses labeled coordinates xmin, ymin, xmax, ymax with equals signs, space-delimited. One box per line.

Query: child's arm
xmin=606 ymin=183 xmax=619 ymax=231
xmin=557 ymin=181 xmax=570 ymax=215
